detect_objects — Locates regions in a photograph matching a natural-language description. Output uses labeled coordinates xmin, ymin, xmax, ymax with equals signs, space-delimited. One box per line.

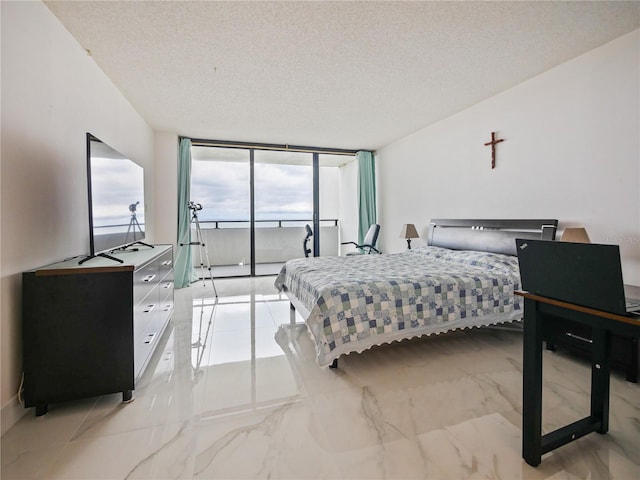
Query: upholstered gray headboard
xmin=427 ymin=219 xmax=558 ymax=256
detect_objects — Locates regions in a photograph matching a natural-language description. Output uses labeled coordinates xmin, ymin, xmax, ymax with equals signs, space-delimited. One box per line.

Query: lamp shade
xmin=561 ymin=227 xmax=590 ymax=243
xmin=400 ymin=224 xmax=419 ymax=239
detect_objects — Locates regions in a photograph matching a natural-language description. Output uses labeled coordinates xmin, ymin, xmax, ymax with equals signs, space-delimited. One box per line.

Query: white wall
xmin=338 ymin=159 xmax=359 ymax=254
xmin=153 ymin=132 xmax=179 ymax=245
xmin=319 ymin=166 xmax=339 ymax=221
xmin=1 ymin=1 xmax=154 ymax=433
xmin=377 ymin=29 xmax=640 ymax=285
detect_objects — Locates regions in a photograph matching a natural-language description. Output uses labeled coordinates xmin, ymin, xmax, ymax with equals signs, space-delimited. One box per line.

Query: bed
xmin=274 ymin=219 xmax=558 ymax=368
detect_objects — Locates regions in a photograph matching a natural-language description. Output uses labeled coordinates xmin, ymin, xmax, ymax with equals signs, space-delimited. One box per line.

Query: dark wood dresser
xmin=22 ymin=245 xmax=174 ymax=415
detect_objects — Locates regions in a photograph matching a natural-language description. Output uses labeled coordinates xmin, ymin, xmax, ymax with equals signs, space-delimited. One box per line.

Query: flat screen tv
xmin=80 ymin=133 xmax=149 ymax=264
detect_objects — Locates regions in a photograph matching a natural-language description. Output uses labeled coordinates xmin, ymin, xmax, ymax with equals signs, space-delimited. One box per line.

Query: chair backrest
xmin=363 ymin=224 xmax=380 ymax=248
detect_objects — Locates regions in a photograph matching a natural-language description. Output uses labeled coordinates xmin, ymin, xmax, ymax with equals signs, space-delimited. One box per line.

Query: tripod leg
xmin=192 ymin=214 xmax=218 ymax=297
xmin=125 ymin=218 xmax=134 ymax=244
xmin=133 ymin=217 xmax=143 ymax=238
xmin=193 ymin=219 xmax=207 ymax=287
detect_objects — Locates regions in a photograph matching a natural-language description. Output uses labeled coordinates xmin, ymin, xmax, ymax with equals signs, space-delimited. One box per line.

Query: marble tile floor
xmin=2 ymin=276 xmax=639 ymax=479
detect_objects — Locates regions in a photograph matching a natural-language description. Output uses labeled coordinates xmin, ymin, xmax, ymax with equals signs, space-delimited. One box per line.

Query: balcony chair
xmin=342 ymin=224 xmax=381 ymax=255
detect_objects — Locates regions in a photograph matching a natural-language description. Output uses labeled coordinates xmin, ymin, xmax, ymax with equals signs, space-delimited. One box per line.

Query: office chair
xmin=342 ymin=224 xmax=381 ymax=255
xmin=303 ymin=224 xmax=313 ymax=257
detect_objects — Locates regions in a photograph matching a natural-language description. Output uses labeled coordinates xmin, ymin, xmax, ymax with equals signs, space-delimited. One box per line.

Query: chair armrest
xmin=341 ymin=242 xmax=380 ymax=254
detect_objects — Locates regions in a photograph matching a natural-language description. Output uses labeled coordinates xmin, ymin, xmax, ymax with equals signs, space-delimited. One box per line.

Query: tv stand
xmin=115 ymin=241 xmax=154 ymax=252
xmin=78 ymin=251 xmax=124 ymax=265
xmin=22 ymin=245 xmax=174 ymax=416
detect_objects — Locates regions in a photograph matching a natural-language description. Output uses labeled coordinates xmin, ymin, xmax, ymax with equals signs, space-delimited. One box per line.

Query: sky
xmin=190 ymin=160 xmax=314 ymax=223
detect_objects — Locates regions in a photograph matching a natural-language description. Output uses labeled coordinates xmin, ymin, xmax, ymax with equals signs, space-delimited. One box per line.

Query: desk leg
xmin=522 ymin=297 xmax=544 ymax=467
xmin=591 ymin=327 xmax=611 ymax=434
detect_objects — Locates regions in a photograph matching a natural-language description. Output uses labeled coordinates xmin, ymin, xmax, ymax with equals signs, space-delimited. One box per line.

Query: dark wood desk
xmin=543 ymin=285 xmax=640 ymax=382
xmin=516 ymin=290 xmax=640 ymax=467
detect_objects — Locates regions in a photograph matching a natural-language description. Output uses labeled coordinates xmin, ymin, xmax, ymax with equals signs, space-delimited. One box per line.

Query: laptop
xmin=515 ymin=239 xmax=640 ymax=315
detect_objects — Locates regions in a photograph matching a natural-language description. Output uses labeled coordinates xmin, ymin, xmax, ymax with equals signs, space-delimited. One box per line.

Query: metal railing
xmin=197 ymin=218 xmax=339 ymax=229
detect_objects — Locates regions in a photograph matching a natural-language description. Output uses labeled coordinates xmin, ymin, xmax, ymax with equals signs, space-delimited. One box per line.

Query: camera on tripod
xmin=188 ymin=201 xmax=202 ymax=211
xmin=129 ymin=201 xmax=139 ymax=213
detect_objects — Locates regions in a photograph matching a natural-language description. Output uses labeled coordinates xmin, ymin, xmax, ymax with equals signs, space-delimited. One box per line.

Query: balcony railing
xmin=190 ymin=219 xmax=340 ymax=275
xmin=197 ymin=219 xmax=339 ymax=229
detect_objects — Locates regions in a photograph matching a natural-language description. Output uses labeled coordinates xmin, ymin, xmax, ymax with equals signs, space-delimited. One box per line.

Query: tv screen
xmin=86 ymin=133 xmax=145 ymax=257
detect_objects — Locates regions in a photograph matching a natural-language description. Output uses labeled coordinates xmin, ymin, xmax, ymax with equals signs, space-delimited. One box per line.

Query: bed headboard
xmin=427 ymin=219 xmax=558 ymax=256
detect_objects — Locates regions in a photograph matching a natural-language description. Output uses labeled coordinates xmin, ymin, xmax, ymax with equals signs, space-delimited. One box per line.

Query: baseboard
xmin=1 ymin=395 xmax=27 ymax=437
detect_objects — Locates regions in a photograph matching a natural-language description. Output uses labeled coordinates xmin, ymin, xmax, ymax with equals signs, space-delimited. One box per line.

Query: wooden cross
xmin=484 ymin=131 xmax=504 ymax=169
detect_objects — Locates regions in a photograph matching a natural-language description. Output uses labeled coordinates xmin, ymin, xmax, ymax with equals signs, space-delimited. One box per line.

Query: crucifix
xmin=484 ymin=131 xmax=504 ymax=169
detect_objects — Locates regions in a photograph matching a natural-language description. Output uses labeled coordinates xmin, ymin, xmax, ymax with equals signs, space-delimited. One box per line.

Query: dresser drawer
xmin=157 ymin=249 xmax=174 ymax=282
xmin=133 ymin=293 xmax=160 ymax=380
xmin=133 ymin=259 xmax=161 ymax=306
xmin=159 ymin=284 xmax=174 ymax=322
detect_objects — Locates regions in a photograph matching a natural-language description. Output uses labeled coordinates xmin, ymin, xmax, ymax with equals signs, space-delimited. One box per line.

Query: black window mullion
xmin=313 ymin=153 xmax=320 ymax=257
xmin=250 ymin=149 xmax=255 ymax=276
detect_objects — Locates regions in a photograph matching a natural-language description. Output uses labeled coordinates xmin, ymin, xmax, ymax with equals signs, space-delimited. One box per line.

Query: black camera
xmin=188 ymin=201 xmax=203 ymax=211
xmin=129 ymin=201 xmax=139 ymax=213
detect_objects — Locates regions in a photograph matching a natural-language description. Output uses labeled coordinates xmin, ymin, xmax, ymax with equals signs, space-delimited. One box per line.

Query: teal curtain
xmin=356 ymin=151 xmax=377 ymax=245
xmin=175 ymin=138 xmax=196 ymax=288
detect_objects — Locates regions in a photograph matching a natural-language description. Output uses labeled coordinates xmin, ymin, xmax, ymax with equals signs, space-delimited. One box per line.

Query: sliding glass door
xmin=254 ymin=150 xmax=313 ymax=275
xmin=191 ymin=143 xmax=351 ymax=277
xmin=190 ymin=147 xmax=251 ymax=276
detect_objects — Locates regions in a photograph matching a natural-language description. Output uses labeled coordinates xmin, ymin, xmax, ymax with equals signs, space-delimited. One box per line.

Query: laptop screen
xmin=515 ymin=239 xmax=627 ymax=315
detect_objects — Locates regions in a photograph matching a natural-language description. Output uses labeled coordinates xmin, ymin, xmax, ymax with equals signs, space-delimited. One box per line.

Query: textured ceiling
xmin=45 ymin=1 xmax=639 ymax=151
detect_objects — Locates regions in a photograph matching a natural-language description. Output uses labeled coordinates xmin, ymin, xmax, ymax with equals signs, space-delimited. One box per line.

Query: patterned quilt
xmin=274 ymin=246 xmax=523 ymax=366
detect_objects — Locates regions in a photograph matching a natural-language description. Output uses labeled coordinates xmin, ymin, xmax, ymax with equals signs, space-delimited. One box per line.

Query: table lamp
xmin=561 ymin=227 xmax=590 ymax=243
xmin=400 ymin=224 xmax=419 ymax=249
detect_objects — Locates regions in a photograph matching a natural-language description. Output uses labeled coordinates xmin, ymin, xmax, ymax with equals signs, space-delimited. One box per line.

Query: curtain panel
xmin=356 ymin=151 xmax=377 ymax=245
xmin=175 ymin=138 xmax=196 ymax=288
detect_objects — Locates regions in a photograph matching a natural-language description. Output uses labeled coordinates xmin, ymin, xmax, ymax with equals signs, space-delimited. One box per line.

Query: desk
xmin=516 ymin=290 xmax=640 ymax=467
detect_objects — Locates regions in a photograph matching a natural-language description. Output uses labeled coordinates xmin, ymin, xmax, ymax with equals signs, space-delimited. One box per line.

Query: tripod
xmin=125 ymin=201 xmax=144 ymax=244
xmin=182 ymin=202 xmax=218 ymax=297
